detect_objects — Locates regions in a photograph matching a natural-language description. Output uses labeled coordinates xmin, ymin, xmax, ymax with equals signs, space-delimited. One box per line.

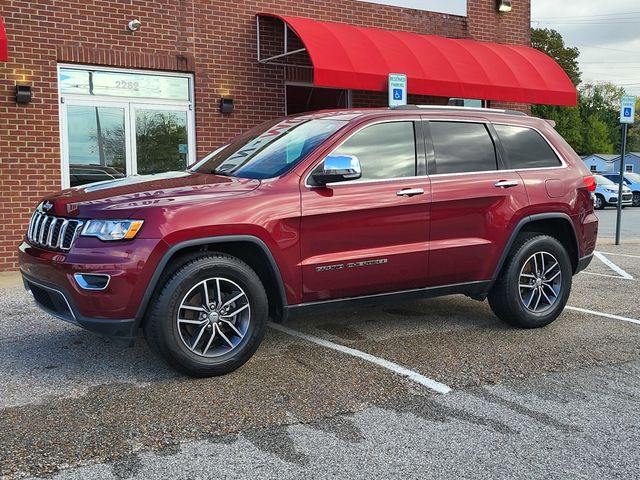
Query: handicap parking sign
xmin=620 ymin=95 xmax=636 ymax=124
xmin=393 ymin=88 xmax=403 ymax=100
xmin=388 ymin=73 xmax=407 ymax=107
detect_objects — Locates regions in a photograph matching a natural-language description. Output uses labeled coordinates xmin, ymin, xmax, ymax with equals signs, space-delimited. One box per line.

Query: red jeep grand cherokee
xmin=19 ymin=107 xmax=599 ymax=376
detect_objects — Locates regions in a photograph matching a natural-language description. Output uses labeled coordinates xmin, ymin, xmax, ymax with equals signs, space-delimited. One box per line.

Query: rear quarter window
xmin=494 ymin=124 xmax=561 ymax=169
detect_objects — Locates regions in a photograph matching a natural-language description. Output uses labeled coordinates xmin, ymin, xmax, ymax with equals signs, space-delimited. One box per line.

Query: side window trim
xmin=426 ymin=120 xmax=499 ymax=175
xmin=486 ymin=122 xmax=508 ymax=170
xmin=304 ymin=119 xmax=423 ymax=187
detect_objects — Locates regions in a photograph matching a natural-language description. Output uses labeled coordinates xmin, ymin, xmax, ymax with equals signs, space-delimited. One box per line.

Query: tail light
xmin=583 ymin=175 xmax=596 ymax=192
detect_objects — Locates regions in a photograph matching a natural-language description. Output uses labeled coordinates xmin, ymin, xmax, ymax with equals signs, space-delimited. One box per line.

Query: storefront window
xmin=59 ymin=66 xmax=194 ymax=188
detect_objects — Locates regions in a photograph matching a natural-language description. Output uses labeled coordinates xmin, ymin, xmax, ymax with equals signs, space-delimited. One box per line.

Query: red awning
xmin=257 ymin=14 xmax=577 ymax=106
xmin=0 ymin=16 xmax=7 ymax=62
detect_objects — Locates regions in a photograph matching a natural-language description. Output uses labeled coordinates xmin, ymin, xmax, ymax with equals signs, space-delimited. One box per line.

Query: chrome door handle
xmin=494 ymin=180 xmax=518 ymax=188
xmin=396 ymin=188 xmax=424 ymax=197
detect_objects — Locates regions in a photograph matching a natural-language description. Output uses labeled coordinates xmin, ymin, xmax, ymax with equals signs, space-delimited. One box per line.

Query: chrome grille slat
xmin=26 ymin=211 xmax=83 ymax=251
xmin=46 ymin=218 xmax=58 ymax=246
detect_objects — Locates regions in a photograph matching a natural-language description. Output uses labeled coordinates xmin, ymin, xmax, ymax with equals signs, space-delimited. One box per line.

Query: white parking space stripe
xmin=594 ymin=251 xmax=634 ymax=279
xmin=580 ymin=271 xmax=636 ymax=280
xmin=566 ymin=306 xmax=640 ymax=326
xmin=268 ymin=321 xmax=452 ymax=394
xmin=595 ymin=251 xmax=640 ymax=260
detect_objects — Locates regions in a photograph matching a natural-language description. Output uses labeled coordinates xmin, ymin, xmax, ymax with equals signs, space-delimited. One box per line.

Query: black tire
xmin=633 ymin=192 xmax=640 ymax=207
xmin=488 ymin=235 xmax=572 ymax=329
xmin=144 ymin=253 xmax=268 ymax=377
xmin=594 ymin=194 xmax=605 ymax=210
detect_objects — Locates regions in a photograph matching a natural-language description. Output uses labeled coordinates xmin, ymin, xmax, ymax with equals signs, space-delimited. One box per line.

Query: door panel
xmin=300 ymin=178 xmax=430 ymax=301
xmin=428 ymin=172 xmax=528 ymax=285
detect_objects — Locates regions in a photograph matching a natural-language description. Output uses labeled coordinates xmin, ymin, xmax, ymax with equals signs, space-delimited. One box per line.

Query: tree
xmin=579 ymin=82 xmax=625 ymax=152
xmin=531 ymin=28 xmax=581 ymax=86
xmin=581 ymin=114 xmax=615 ymax=154
xmin=531 ymin=28 xmax=584 ymax=153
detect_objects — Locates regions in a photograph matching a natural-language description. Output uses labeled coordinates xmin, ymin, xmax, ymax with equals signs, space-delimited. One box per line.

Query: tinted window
xmin=494 ymin=124 xmax=561 ymax=169
xmin=430 ymin=122 xmax=497 ymax=174
xmin=329 ymin=122 xmax=416 ymax=180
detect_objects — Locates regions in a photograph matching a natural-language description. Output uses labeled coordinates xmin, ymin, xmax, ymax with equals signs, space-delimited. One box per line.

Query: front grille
xmin=27 ymin=211 xmax=84 ymax=251
xmin=623 ymin=194 xmax=633 ymax=202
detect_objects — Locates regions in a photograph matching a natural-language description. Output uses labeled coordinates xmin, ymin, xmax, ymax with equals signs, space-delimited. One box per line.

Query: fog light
xmin=74 ymin=273 xmax=110 ymax=291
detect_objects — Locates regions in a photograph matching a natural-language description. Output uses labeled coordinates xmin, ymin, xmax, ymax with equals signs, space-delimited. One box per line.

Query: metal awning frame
xmin=256 ymin=16 xmax=311 ymax=68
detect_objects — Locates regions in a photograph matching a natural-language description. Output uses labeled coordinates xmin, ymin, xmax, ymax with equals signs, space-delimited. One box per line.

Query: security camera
xmin=127 ymin=19 xmax=142 ymax=32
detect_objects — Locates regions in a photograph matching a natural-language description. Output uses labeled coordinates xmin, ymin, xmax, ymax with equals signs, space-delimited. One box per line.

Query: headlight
xmin=81 ymin=220 xmax=144 ymax=241
xmin=604 ymin=188 xmax=617 ymax=193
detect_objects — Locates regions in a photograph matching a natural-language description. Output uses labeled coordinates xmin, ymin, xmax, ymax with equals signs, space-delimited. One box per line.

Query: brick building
xmin=0 ymin=0 xmax=575 ymax=271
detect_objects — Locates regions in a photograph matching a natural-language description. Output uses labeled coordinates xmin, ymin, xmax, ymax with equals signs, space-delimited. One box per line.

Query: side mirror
xmin=312 ymin=155 xmax=362 ymax=185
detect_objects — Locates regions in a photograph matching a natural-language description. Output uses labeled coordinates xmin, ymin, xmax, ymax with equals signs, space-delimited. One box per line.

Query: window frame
xmin=424 ymin=119 xmax=505 ymax=176
xmin=625 ymin=164 xmax=634 ymax=173
xmin=304 ymin=118 xmax=426 ymax=187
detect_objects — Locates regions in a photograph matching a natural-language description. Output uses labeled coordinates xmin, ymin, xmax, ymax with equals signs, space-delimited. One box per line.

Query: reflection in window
xmin=332 ymin=122 xmax=416 ymax=180
xmin=66 ymin=105 xmax=126 ymax=187
xmin=430 ymin=122 xmax=496 ymax=174
xmin=136 ymin=110 xmax=188 ymax=175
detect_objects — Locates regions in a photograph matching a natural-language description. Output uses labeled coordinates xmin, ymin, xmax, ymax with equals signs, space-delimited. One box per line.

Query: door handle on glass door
xmin=396 ymin=188 xmax=424 ymax=197
xmin=494 ymin=180 xmax=518 ymax=188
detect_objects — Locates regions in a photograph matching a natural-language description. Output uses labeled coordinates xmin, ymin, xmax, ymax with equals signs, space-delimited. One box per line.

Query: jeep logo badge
xmin=42 ymin=201 xmax=53 ymax=212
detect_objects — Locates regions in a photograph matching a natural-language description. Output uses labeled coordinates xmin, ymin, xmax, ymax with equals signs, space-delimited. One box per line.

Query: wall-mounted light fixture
xmin=220 ymin=97 xmax=234 ymax=114
xmin=127 ymin=19 xmax=142 ymax=32
xmin=15 ymin=84 xmax=32 ymax=104
xmin=497 ymin=0 xmax=512 ymax=12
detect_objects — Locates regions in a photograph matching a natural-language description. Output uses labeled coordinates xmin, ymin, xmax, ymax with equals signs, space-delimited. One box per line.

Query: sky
xmin=531 ymin=0 xmax=640 ymax=95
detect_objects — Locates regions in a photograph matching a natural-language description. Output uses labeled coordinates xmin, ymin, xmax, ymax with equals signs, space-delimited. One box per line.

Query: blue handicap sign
xmin=624 ymin=107 xmax=632 ymax=117
xmin=393 ymin=88 xmax=403 ymax=100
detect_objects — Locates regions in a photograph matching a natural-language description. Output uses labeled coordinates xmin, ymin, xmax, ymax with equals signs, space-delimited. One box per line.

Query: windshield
xmin=191 ymin=117 xmax=347 ymax=179
xmin=595 ymin=175 xmax=615 ymax=186
xmin=626 ymin=172 xmax=640 ymax=183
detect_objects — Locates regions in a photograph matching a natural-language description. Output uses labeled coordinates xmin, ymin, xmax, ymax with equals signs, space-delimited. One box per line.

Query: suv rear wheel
xmin=488 ymin=235 xmax=572 ymax=329
xmin=144 ymin=253 xmax=268 ymax=377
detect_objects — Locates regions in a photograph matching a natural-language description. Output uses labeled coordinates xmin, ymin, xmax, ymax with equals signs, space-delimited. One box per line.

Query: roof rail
xmin=391 ymin=105 xmax=528 ymax=116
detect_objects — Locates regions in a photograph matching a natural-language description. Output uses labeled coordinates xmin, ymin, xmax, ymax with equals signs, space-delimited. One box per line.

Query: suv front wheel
xmin=144 ymin=253 xmax=268 ymax=377
xmin=488 ymin=235 xmax=572 ymax=329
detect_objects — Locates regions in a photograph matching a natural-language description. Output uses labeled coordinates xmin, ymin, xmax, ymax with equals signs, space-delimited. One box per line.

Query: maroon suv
xmin=19 ymin=107 xmax=599 ymax=376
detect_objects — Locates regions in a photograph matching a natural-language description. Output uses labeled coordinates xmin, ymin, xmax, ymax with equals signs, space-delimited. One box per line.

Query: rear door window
xmin=494 ymin=124 xmax=561 ymax=169
xmin=429 ymin=122 xmax=497 ymax=174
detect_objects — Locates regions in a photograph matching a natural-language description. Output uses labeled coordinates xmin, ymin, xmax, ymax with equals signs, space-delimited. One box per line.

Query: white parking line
xmin=593 ymin=251 xmax=634 ymax=279
xmin=566 ymin=306 xmax=640 ymax=326
xmin=268 ymin=321 xmax=451 ymax=394
xmin=580 ymin=271 xmax=632 ymax=280
xmin=595 ymin=251 xmax=640 ymax=260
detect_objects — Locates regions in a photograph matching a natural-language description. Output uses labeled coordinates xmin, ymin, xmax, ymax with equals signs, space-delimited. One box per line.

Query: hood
xmin=39 ymin=171 xmax=261 ymax=219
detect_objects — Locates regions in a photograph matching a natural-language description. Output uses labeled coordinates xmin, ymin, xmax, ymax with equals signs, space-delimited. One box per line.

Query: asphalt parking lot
xmin=2 ymin=217 xmax=640 ymax=479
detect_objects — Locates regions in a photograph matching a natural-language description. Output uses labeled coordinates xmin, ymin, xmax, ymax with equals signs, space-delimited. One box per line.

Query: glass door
xmin=130 ymin=105 xmax=193 ymax=175
xmin=62 ymin=100 xmax=131 ymax=187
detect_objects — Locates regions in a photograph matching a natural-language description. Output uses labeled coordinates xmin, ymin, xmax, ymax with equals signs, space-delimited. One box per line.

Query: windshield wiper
xmin=210 ymin=168 xmax=235 ymax=177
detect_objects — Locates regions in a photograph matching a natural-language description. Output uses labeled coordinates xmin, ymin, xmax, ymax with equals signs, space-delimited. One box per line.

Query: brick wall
xmin=0 ymin=0 xmax=530 ymax=270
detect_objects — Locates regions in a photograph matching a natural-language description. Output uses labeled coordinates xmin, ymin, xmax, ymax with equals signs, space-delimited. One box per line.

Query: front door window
xmin=59 ymin=66 xmax=194 ymax=188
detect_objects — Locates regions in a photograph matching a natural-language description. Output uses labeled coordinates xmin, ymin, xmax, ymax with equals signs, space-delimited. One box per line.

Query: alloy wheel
xmin=518 ymin=251 xmax=562 ymax=313
xmin=176 ymin=277 xmax=251 ymax=357
xmin=633 ymin=192 xmax=640 ymax=207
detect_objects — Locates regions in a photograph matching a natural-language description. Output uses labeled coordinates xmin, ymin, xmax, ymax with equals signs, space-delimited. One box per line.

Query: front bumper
xmin=22 ymin=272 xmax=137 ymax=342
xmin=19 ymin=237 xmax=166 ymax=341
